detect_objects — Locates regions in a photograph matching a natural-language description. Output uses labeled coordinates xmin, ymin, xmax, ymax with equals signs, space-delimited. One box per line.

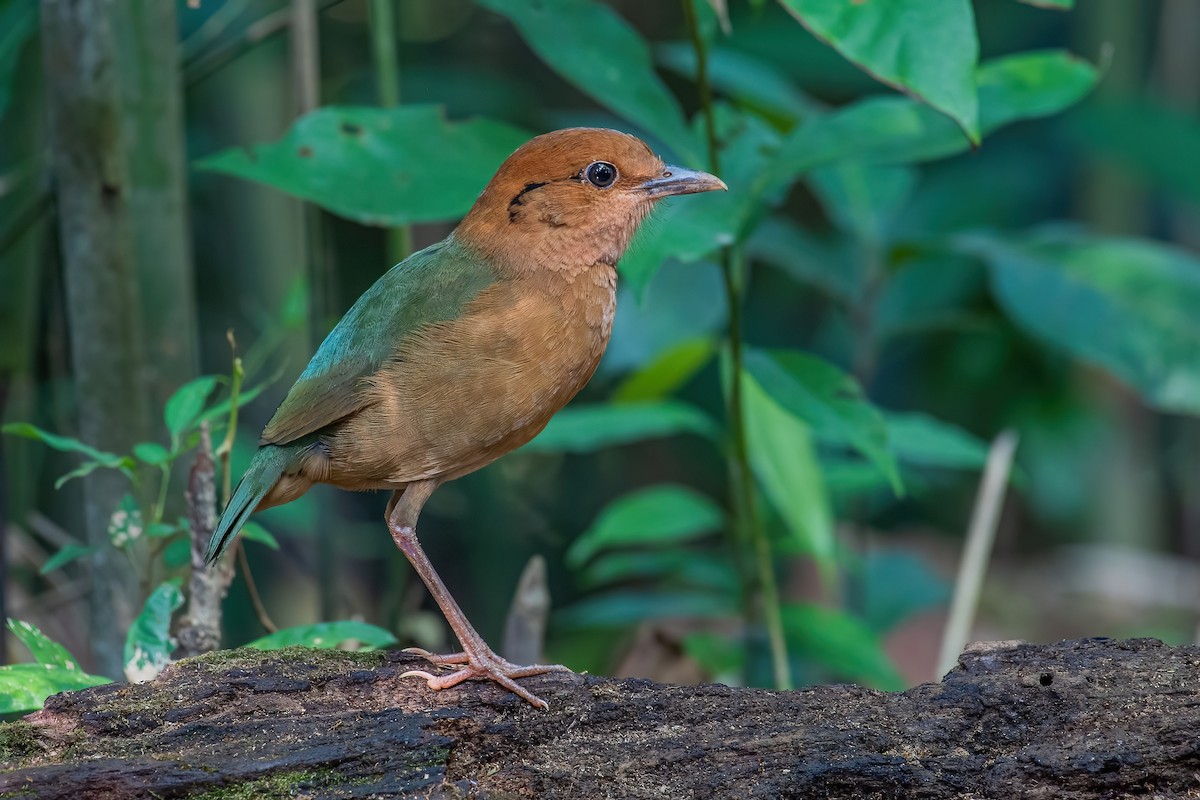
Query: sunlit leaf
xmin=245 ymin=621 xmax=398 ymax=651
xmin=566 ymin=485 xmax=724 ymax=568
xmin=164 ymin=375 xmax=220 ymax=442
xmin=2 ymin=423 xmax=135 ymax=485
xmin=962 ymin=232 xmax=1200 ymax=414
xmin=745 ymin=348 xmax=901 ymax=493
xmin=133 ymin=442 xmax=171 ymax=466
xmin=0 ymin=664 xmax=111 ymax=714
xmin=742 ymin=369 xmax=835 ymax=564
xmin=778 ymin=0 xmax=980 ymax=142
xmin=40 ymin=544 xmax=95 ymax=575
xmin=885 ymin=412 xmax=990 ymax=470
xmin=554 ymin=590 xmax=734 ymax=630
xmin=477 ymin=0 xmax=700 ymax=162
xmin=783 ymin=603 xmax=904 ymax=690
xmin=7 ymin=619 xmax=81 ymax=671
xmin=612 ymin=337 xmax=715 ymax=403
xmin=198 ymin=106 xmax=530 ymax=226
xmin=523 ymin=401 xmax=718 ymax=453
xmin=123 ymin=580 xmax=184 ymax=683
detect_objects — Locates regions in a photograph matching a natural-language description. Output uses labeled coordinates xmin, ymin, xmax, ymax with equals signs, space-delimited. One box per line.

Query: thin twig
xmin=682 ymin=0 xmax=791 ymax=691
xmin=238 ymin=541 xmax=278 ymax=634
xmin=935 ymin=430 xmax=1019 ymax=678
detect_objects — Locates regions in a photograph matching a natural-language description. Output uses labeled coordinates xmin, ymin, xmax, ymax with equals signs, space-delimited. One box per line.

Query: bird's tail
xmin=204 ymin=447 xmax=288 ymax=565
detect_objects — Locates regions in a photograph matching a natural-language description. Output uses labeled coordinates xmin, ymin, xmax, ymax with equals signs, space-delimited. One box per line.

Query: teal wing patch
xmin=260 ymin=239 xmax=498 ymax=446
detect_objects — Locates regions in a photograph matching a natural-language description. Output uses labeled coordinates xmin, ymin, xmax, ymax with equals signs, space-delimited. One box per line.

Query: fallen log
xmin=1 ymin=637 xmax=1197 ymax=798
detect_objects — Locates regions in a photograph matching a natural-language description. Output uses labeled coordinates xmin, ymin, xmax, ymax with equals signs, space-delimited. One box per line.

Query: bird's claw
xmin=400 ymin=648 xmax=571 ymax=709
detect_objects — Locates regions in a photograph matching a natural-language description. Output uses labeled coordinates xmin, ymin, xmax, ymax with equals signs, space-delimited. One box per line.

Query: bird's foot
xmin=400 ymin=647 xmax=570 ymax=709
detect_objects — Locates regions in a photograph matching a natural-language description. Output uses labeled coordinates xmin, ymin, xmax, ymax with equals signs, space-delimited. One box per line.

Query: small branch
xmin=177 ymin=423 xmax=234 ymax=657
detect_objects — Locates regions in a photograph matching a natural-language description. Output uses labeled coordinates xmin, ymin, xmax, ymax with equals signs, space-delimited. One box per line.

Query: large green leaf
xmin=778 ymin=0 xmax=980 ymax=142
xmin=745 ymin=348 xmax=901 ymax=493
xmin=771 ymin=50 xmax=1098 ymax=185
xmin=742 ymin=369 xmax=835 ymax=565
xmin=612 ymin=337 xmax=715 ymax=403
xmin=7 ymin=619 xmax=82 ymax=671
xmin=197 ymin=106 xmax=530 ymax=226
xmin=566 ymin=485 xmax=724 ymax=568
xmin=963 ymin=232 xmax=1200 ymax=415
xmin=123 ymin=581 xmax=184 ymax=683
xmin=523 ymin=401 xmax=718 ymax=453
xmin=0 ymin=665 xmax=112 ymax=714
xmin=783 ymin=603 xmax=904 ymax=690
xmin=885 ymin=412 xmax=990 ymax=471
xmin=164 ymin=375 xmax=220 ymax=443
xmin=1067 ymin=101 xmax=1200 ymax=206
xmin=477 ymin=0 xmax=699 ymax=162
xmin=245 ymin=621 xmax=398 ymax=651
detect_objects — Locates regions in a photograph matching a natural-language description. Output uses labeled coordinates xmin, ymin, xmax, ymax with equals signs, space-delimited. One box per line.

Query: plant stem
xmin=682 ymin=0 xmax=792 ymax=691
xmin=369 ymin=0 xmax=412 ymax=262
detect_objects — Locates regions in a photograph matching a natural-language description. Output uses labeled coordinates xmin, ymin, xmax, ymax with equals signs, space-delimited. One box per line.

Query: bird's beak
xmin=640 ymin=165 xmax=728 ymax=198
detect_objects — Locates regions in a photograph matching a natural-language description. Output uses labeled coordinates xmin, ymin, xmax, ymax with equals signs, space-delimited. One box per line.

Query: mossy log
xmin=1 ymin=638 xmax=1198 ymax=799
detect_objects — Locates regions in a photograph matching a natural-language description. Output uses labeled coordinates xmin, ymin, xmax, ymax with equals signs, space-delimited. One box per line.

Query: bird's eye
xmin=585 ymin=161 xmax=618 ymax=188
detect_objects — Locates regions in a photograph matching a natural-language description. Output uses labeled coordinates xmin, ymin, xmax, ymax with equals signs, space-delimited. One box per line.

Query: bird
xmin=205 ymin=127 xmax=727 ymax=708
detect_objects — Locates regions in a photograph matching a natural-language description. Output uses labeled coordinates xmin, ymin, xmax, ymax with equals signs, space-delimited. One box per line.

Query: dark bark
xmin=2 ymin=638 xmax=1199 ymax=799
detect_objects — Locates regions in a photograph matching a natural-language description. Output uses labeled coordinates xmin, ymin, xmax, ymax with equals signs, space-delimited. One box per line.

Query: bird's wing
xmin=259 ymin=239 xmax=499 ymax=446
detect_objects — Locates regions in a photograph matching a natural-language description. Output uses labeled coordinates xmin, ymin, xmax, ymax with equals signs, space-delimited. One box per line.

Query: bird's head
xmin=456 ymin=128 xmax=726 ymax=273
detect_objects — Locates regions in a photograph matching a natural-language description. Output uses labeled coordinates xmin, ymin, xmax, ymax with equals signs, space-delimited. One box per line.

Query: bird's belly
xmin=324 ymin=271 xmax=615 ymax=487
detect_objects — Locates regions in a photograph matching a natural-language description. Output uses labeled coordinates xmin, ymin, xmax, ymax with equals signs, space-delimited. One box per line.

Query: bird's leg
xmin=386 ymin=483 xmax=570 ymax=709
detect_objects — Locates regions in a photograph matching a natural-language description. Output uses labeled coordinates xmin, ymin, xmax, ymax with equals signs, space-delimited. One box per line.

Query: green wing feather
xmin=260 ymin=237 xmax=499 ymax=446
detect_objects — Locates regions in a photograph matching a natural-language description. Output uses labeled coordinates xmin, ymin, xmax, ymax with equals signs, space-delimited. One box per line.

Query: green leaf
xmin=241 ymin=521 xmax=280 ymax=550
xmin=145 ymin=521 xmax=180 ymax=538
xmin=523 ymin=401 xmax=718 ymax=453
xmin=164 ymin=375 xmax=220 ymax=442
xmin=108 ymin=494 xmax=143 ymax=548
xmin=860 ymin=550 xmax=950 ymax=634
xmin=1018 ymin=0 xmax=1073 ymax=8
xmin=133 ymin=442 xmax=171 ymax=466
xmin=808 ymin=160 xmax=917 ymax=245
xmin=782 ymin=603 xmax=904 ymax=690
xmin=746 ymin=217 xmax=858 ymax=304
xmin=477 ymin=0 xmax=699 ymax=162
xmin=885 ymin=412 xmax=990 ymax=470
xmin=163 ymin=537 xmax=192 ymax=569
xmin=962 ymin=232 xmax=1200 ymax=414
xmin=745 ymin=348 xmax=901 ymax=493
xmin=742 ymin=369 xmax=835 ymax=565
xmin=778 ymin=0 xmax=980 ymax=142
xmin=245 ymin=621 xmax=398 ymax=651
xmin=612 ymin=337 xmax=715 ymax=403
xmin=621 ymin=111 xmax=781 ymax=294
xmin=198 ymin=106 xmax=530 ymax=226
xmin=7 ymin=619 xmax=81 ymax=670
xmin=577 ymin=550 xmax=739 ymax=593
xmin=123 ymin=580 xmax=184 ymax=683
xmin=771 ymin=50 xmax=1098 ymax=184
xmin=554 ymin=590 xmax=734 ymax=630
xmin=566 ymin=485 xmax=724 ymax=568
xmin=682 ymin=631 xmax=746 ymax=678
xmin=197 ymin=375 xmax=274 ymax=427
xmin=2 ymin=423 xmax=135 ymax=484
xmin=0 ymin=665 xmax=112 ymax=714
xmin=1066 ymin=101 xmax=1200 ymax=207
xmin=40 ymin=544 xmax=95 ymax=575
xmin=0 ymin=0 xmax=36 ymax=123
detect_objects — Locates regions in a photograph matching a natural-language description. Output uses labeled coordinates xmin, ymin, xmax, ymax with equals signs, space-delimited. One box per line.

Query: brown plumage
xmin=207 ymin=128 xmax=726 ymax=708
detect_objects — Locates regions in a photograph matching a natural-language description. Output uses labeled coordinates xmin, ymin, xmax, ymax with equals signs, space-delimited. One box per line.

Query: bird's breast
xmin=326 ymin=264 xmax=617 ymax=486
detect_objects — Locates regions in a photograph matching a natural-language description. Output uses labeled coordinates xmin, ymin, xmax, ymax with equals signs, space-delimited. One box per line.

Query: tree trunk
xmin=2 ymin=638 xmax=1198 ymax=798
xmin=40 ymin=0 xmax=152 ymax=677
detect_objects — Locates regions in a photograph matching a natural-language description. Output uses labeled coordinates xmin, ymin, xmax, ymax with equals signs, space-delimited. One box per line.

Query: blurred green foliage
xmin=4 ymin=0 xmax=1200 ymax=703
